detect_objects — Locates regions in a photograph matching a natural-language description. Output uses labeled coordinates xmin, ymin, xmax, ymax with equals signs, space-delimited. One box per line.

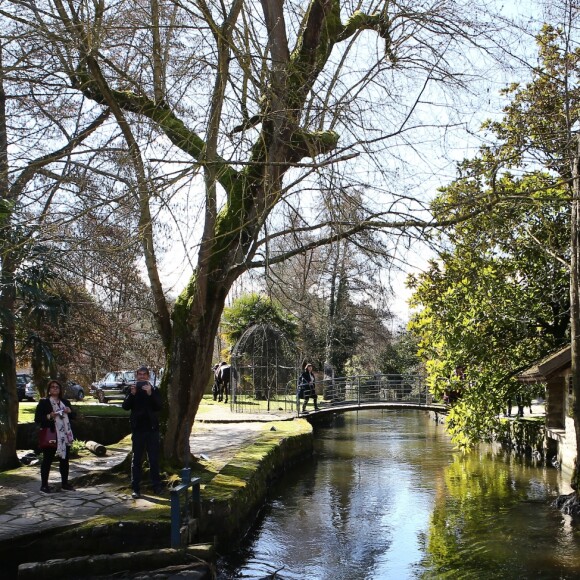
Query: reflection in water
xmin=421 ymin=449 xmax=580 ymax=579
xmin=217 ymin=411 xmax=580 ymax=579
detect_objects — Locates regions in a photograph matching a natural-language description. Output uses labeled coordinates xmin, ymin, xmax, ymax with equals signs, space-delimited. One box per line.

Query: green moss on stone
xmin=202 ymin=420 xmax=312 ymax=503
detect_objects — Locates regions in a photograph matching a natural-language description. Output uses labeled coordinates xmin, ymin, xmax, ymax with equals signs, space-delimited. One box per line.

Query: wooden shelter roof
xmin=517 ymin=345 xmax=571 ymax=383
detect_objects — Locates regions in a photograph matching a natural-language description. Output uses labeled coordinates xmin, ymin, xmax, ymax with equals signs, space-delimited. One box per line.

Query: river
xmin=216 ymin=410 xmax=580 ymax=579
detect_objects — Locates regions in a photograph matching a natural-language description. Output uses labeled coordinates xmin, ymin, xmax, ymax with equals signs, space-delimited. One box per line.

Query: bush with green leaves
xmin=221 ymin=293 xmax=298 ymax=350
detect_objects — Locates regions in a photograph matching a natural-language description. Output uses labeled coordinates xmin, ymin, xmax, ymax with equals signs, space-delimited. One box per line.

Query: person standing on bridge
xmin=299 ymin=363 xmax=319 ymax=413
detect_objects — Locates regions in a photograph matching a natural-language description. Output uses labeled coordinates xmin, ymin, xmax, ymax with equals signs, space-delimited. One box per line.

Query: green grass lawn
xmin=19 ymin=392 xmax=295 ymax=424
xmin=19 ymin=393 xmax=224 ymax=423
xmin=18 ymin=400 xmax=129 ymax=423
xmin=196 ymin=393 xmax=297 ymax=414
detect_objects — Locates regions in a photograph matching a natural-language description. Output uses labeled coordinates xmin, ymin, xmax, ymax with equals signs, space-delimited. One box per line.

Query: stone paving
xmin=0 ymin=442 xmax=135 ymax=542
xmin=0 ymin=406 xmax=296 ymax=546
xmin=503 ymin=399 xmax=546 ymax=418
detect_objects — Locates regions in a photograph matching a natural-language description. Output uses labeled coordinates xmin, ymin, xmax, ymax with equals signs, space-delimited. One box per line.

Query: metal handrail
xmin=231 ymin=372 xmax=431 ymax=415
xmin=170 ymin=468 xmax=201 ymax=548
xmin=293 ymin=373 xmax=431 ymax=415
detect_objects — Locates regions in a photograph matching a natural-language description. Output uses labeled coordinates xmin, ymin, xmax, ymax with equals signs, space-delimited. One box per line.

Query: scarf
xmin=49 ymin=397 xmax=74 ymax=458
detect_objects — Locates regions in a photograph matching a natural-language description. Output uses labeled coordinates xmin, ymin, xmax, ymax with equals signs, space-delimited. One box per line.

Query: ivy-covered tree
xmin=324 ymin=274 xmax=360 ymax=376
xmin=3 ymin=0 xmax=503 ymax=464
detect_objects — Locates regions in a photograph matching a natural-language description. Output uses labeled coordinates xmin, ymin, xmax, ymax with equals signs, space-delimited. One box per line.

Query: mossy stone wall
xmin=18 ymin=417 xmax=131 ymax=450
xmin=6 ymin=419 xmax=313 ymax=575
xmin=200 ymin=424 xmax=313 ymax=545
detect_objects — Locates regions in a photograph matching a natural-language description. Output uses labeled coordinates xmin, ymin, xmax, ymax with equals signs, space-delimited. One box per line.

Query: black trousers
xmin=41 ymin=445 xmax=70 ymax=487
xmin=131 ymin=430 xmax=161 ymax=492
xmin=303 ymin=388 xmax=318 ymax=408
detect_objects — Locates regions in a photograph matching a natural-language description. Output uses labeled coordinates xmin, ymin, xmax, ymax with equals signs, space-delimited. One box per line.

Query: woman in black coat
xmin=299 ymin=363 xmax=319 ymax=412
xmin=34 ymin=379 xmax=75 ymax=493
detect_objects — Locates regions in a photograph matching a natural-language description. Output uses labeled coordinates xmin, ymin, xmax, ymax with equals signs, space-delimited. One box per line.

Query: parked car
xmin=91 ymin=370 xmax=159 ymax=403
xmin=23 ymin=377 xmax=85 ymax=401
xmin=17 ymin=373 xmax=35 ymax=402
xmin=63 ymin=380 xmax=85 ymax=401
xmin=91 ymin=370 xmax=136 ymax=403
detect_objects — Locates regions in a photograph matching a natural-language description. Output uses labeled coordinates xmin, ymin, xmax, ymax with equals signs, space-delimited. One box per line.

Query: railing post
xmin=170 ymin=469 xmax=201 ymax=548
xmin=296 ymin=381 xmax=300 ymax=416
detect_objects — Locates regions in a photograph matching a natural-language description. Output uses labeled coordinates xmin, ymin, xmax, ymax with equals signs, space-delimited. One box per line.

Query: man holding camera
xmin=122 ymin=365 xmax=162 ymax=498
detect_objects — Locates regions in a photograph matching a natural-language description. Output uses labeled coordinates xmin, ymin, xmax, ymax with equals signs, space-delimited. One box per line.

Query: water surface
xmin=217 ymin=410 xmax=580 ymax=579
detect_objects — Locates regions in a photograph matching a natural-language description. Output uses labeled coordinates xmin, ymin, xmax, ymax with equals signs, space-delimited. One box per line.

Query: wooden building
xmin=517 ymin=345 xmax=574 ymax=473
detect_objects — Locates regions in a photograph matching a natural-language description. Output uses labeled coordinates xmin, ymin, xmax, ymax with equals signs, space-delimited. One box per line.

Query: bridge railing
xmin=231 ymin=372 xmax=431 ymax=414
xmin=291 ymin=373 xmax=431 ymax=414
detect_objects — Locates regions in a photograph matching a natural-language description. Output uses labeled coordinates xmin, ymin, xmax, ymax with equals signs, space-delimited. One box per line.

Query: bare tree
xmin=4 ymin=0 xmax=505 ymax=464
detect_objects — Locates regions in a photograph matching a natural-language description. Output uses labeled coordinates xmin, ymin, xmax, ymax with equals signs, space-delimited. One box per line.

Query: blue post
xmin=170 ymin=475 xmax=201 ymax=549
xmin=170 ymin=487 xmax=182 ymax=548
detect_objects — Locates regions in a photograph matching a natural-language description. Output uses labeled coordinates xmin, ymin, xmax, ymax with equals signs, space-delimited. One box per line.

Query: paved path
xmin=0 ymin=441 xmax=137 ymax=543
xmin=502 ymin=398 xmax=546 ymax=418
xmin=0 ymin=407 xmax=295 ymax=546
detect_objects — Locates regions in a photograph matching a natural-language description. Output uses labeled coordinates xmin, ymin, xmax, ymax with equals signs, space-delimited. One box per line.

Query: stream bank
xmin=1 ymin=417 xmax=313 ymax=578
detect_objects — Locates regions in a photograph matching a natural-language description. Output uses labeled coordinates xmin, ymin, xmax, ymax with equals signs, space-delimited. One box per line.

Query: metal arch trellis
xmin=230 ymin=323 xmax=300 ymax=414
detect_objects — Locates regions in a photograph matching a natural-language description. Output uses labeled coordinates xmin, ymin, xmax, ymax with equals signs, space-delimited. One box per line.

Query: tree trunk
xmin=44 ymin=0 xmax=349 ymax=465
xmin=324 ymin=247 xmax=339 ymax=382
xmin=0 ymin=263 xmax=20 ymax=470
xmin=0 ymin=39 xmax=19 ymax=470
xmin=570 ymin=137 xmax=580 ymax=493
xmin=162 ymin=276 xmax=228 ymax=465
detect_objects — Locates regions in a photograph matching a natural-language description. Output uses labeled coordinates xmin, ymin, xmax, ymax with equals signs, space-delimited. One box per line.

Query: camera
xmin=136 ymin=381 xmax=149 ymax=389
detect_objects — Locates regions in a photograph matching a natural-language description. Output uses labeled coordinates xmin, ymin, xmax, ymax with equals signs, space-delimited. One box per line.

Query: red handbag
xmin=38 ymin=427 xmax=57 ymax=449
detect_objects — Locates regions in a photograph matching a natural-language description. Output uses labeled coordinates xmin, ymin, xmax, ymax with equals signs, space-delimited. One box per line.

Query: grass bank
xmin=18 ymin=400 xmax=128 ymax=423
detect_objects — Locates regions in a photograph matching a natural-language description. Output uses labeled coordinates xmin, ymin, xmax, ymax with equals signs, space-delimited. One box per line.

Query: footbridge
xmin=301 ymin=400 xmax=447 ymax=419
xmin=296 ymin=373 xmax=446 ymax=418
xmin=230 ymin=372 xmax=447 ymax=417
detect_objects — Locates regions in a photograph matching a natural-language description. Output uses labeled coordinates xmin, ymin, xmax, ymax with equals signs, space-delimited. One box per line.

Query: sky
xmin=154 ymin=0 xmax=550 ymax=326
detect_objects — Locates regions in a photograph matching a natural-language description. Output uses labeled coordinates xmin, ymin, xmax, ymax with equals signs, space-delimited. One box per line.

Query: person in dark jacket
xmin=34 ymin=379 xmax=75 ymax=493
xmin=122 ymin=365 xmax=162 ymax=498
xmin=299 ymin=363 xmax=319 ymax=412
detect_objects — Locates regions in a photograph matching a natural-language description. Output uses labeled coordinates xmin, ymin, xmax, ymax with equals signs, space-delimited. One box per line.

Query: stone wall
xmin=18 ymin=416 xmax=131 ymax=450
xmin=18 ymin=546 xmax=213 ymax=580
xmin=199 ymin=426 xmax=313 ymax=545
xmin=7 ymin=419 xmax=313 ymax=574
